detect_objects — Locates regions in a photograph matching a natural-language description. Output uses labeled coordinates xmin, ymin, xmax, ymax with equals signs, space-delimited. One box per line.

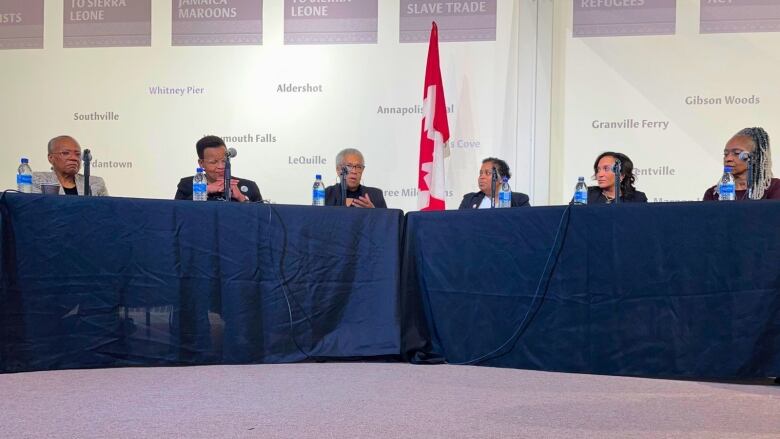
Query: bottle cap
xmin=316 ymin=174 xmax=322 ymax=180
xmin=21 ymin=158 xmax=28 ymax=163
xmin=578 ymin=176 xmax=584 ymax=181
xmin=196 ymin=167 xmax=204 ymax=172
xmin=502 ymin=177 xmax=508 ymax=182
xmin=724 ymin=166 xmax=733 ymax=173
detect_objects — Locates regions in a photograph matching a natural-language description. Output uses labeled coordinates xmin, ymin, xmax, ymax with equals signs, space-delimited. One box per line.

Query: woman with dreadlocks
xmin=703 ymin=127 xmax=780 ymax=201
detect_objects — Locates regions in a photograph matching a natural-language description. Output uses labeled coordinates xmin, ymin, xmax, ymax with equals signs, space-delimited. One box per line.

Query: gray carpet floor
xmin=1 ymin=363 xmax=778 ymax=438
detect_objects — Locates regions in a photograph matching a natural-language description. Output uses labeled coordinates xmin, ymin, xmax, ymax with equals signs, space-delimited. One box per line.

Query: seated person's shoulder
xmin=630 ymin=190 xmax=648 ymax=202
xmin=702 ymin=185 xmax=717 ymax=201
xmin=235 ymin=177 xmax=262 ymax=202
xmin=91 ymin=175 xmax=109 ymax=196
xmin=458 ymin=192 xmax=479 ymax=209
xmin=767 ymin=178 xmax=780 ymax=199
xmin=363 ymin=185 xmax=387 ymax=208
xmin=512 ymin=191 xmax=530 ymax=207
xmin=175 ymin=175 xmax=194 ymax=200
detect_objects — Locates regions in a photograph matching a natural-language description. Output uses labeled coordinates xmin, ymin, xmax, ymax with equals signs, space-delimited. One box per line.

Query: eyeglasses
xmin=723 ymin=149 xmax=746 ymax=158
xmin=51 ymin=150 xmax=81 ymax=159
xmin=342 ymin=163 xmax=365 ymax=172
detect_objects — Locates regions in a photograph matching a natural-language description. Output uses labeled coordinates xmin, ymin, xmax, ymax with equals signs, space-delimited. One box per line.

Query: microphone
xmin=612 ymin=159 xmax=622 ymax=204
xmin=223 ymin=148 xmax=236 ymax=201
xmin=612 ymin=158 xmax=622 ymax=173
xmin=82 ymin=148 xmax=92 ymax=197
xmin=339 ymin=166 xmax=349 ymax=206
xmin=490 ymin=166 xmax=498 ymax=208
xmin=738 ymin=151 xmax=754 ymax=198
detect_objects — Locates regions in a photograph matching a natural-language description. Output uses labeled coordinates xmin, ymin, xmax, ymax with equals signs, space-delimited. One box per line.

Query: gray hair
xmin=47 ymin=135 xmax=79 ymax=154
xmin=735 ymin=127 xmax=773 ymax=200
xmin=335 ymin=148 xmax=364 ymax=166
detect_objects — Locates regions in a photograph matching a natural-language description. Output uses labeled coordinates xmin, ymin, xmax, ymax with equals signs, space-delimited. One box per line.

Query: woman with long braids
xmin=703 ymin=127 xmax=780 ymax=200
xmin=587 ymin=151 xmax=647 ymax=204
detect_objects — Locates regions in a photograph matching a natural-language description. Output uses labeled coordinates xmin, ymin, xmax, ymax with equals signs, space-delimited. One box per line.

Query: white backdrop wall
xmin=6 ymin=1 xmax=775 ymax=209
xmin=0 ymin=0 xmax=551 ymax=211
xmin=550 ymin=1 xmax=780 ymax=204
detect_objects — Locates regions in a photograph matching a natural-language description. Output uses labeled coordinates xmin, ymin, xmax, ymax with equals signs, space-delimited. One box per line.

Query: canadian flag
xmin=417 ymin=22 xmax=450 ymax=211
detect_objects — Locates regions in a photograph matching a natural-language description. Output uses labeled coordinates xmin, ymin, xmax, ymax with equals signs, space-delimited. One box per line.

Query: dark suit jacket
xmin=324 ymin=183 xmax=387 ymax=208
xmin=175 ymin=175 xmax=262 ymax=202
xmin=586 ymin=186 xmax=647 ymax=204
xmin=458 ymin=191 xmax=530 ymax=209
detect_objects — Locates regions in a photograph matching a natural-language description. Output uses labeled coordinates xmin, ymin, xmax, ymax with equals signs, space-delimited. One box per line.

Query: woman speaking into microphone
xmin=587 ymin=152 xmax=647 ymax=204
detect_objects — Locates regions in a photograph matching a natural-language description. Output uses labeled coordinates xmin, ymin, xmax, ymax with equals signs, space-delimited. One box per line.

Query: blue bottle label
xmin=17 ymin=174 xmax=32 ymax=185
xmin=719 ymin=183 xmax=734 ymax=196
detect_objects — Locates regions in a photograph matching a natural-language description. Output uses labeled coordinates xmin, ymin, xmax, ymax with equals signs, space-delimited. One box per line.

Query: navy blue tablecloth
xmin=0 ymin=193 xmax=402 ymax=372
xmin=403 ymin=202 xmax=780 ymax=378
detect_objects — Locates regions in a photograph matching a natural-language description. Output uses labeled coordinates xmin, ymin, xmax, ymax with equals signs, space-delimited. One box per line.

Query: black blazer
xmin=458 ymin=191 xmax=530 ymax=209
xmin=324 ymin=183 xmax=387 ymax=208
xmin=586 ymin=186 xmax=647 ymax=204
xmin=175 ymin=175 xmax=263 ymax=202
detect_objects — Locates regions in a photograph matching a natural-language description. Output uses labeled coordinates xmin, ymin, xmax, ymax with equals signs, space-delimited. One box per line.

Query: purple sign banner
xmin=63 ymin=0 xmax=151 ymax=48
xmin=284 ymin=0 xmax=377 ymax=45
xmin=573 ymin=0 xmax=677 ymax=38
xmin=173 ymin=0 xmax=262 ymax=46
xmin=0 ymin=0 xmax=43 ymax=50
xmin=399 ymin=0 xmax=497 ymax=43
xmin=701 ymin=0 xmax=780 ymax=34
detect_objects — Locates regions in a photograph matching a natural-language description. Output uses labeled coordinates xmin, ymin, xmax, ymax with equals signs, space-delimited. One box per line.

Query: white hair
xmin=736 ymin=127 xmax=773 ymax=200
xmin=335 ymin=148 xmax=364 ymax=166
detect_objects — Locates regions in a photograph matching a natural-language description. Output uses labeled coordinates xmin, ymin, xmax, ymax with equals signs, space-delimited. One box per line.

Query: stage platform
xmin=1 ymin=363 xmax=777 ymax=438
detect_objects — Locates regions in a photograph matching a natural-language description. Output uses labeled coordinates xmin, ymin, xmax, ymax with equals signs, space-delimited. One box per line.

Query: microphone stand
xmin=746 ymin=157 xmax=753 ymax=200
xmin=223 ymin=154 xmax=232 ymax=202
xmin=82 ymin=149 xmax=92 ymax=196
xmin=612 ymin=160 xmax=621 ymax=204
xmin=340 ymin=167 xmax=348 ymax=206
xmin=490 ymin=167 xmax=498 ymax=208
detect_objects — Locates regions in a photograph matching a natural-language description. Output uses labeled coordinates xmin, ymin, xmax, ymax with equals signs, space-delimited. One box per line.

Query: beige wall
xmin=549 ymin=0 xmax=780 ymax=204
xmin=0 ymin=1 xmax=544 ymax=211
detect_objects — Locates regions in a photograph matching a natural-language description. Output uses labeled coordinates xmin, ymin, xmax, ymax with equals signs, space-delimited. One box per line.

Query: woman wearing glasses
xmin=174 ymin=135 xmax=262 ymax=202
xmin=33 ymin=135 xmax=109 ymax=196
xmin=586 ymin=152 xmax=646 ymax=204
xmin=324 ymin=148 xmax=387 ymax=208
xmin=703 ymin=127 xmax=780 ymax=201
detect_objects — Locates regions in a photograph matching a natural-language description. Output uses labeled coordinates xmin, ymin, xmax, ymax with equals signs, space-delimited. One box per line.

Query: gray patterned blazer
xmin=32 ymin=172 xmax=109 ymax=196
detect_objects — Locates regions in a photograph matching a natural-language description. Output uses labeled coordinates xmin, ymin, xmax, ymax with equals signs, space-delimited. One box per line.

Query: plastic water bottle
xmin=192 ymin=167 xmax=207 ymax=201
xmin=17 ymin=158 xmax=32 ymax=193
xmin=718 ymin=166 xmax=735 ymax=201
xmin=498 ymin=177 xmax=511 ymax=208
xmin=573 ymin=176 xmax=588 ymax=205
xmin=312 ymin=174 xmax=326 ymax=206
